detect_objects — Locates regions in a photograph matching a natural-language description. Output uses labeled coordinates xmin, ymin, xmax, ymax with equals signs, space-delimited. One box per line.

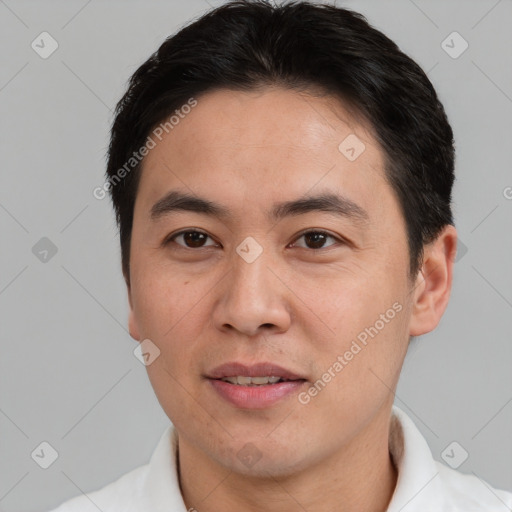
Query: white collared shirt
xmin=48 ymin=406 xmax=512 ymax=511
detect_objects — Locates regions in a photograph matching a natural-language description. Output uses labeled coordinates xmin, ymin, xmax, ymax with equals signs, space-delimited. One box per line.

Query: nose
xmin=211 ymin=247 xmax=292 ymax=337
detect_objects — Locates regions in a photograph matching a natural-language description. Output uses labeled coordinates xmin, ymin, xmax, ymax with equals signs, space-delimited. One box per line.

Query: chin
xmin=228 ymin=454 xmax=308 ymax=479
xmin=217 ymin=436 xmax=316 ymax=479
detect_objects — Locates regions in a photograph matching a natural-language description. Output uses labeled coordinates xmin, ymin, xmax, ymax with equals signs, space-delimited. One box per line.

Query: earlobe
xmin=409 ymin=225 xmax=457 ymax=337
xmin=128 ymin=310 xmax=141 ymax=341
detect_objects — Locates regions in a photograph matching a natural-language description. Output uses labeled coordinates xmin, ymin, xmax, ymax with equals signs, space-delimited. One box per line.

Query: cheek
xmin=299 ymin=308 xmax=409 ymax=436
xmin=134 ymin=273 xmax=208 ymax=423
xmin=130 ymin=264 xmax=216 ymax=374
xmin=302 ymin=270 xmax=410 ymax=395
xmin=131 ymin=263 xmax=197 ymax=334
xmin=301 ymin=263 xmax=400 ymax=338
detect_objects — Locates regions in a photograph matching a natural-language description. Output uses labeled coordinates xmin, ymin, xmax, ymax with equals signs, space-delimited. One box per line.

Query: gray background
xmin=0 ymin=0 xmax=511 ymax=510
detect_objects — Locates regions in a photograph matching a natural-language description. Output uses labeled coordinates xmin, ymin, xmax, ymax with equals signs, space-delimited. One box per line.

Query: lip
xmin=206 ymin=361 xmax=306 ymax=380
xmin=205 ymin=361 xmax=307 ymax=409
xmin=209 ymin=379 xmax=306 ymax=409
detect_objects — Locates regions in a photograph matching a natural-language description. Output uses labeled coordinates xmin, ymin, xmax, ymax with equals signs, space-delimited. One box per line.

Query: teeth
xmin=251 ymin=376 xmax=280 ymax=385
xmin=237 ymin=376 xmax=252 ymax=385
xmin=220 ymin=376 xmax=284 ymax=385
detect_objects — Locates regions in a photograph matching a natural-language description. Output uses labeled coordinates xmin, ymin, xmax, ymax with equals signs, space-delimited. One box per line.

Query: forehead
xmin=152 ymin=86 xmax=378 ymax=161
xmin=136 ymin=87 xmax=391 ymax=223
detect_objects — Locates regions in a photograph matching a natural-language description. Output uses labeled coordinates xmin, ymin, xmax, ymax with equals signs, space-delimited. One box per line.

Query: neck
xmin=177 ymin=406 xmax=397 ymax=512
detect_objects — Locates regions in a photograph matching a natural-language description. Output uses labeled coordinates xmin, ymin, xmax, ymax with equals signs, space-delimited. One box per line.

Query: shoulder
xmin=435 ymin=460 xmax=512 ymax=511
xmin=47 ymin=463 xmax=150 ymax=512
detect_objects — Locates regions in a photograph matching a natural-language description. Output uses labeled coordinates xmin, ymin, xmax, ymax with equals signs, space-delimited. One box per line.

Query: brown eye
xmin=167 ymin=230 xmax=217 ymax=249
xmin=166 ymin=229 xmax=342 ymax=251
xmin=292 ymin=230 xmax=341 ymax=250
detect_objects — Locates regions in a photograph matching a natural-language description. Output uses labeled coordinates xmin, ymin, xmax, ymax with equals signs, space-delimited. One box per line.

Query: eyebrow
xmin=150 ymin=189 xmax=370 ymax=226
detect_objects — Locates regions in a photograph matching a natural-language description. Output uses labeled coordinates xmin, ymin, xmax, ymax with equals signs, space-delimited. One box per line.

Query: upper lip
xmin=206 ymin=362 xmax=306 ymax=381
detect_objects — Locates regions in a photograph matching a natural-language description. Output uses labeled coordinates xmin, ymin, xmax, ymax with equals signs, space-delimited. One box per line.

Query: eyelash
xmin=164 ymin=229 xmax=345 ymax=251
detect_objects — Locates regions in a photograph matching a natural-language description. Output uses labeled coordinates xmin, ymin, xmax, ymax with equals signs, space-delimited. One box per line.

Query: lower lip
xmin=208 ymin=379 xmax=306 ymax=409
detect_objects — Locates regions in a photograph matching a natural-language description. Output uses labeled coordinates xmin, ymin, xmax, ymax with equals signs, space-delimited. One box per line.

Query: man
xmin=51 ymin=1 xmax=512 ymax=510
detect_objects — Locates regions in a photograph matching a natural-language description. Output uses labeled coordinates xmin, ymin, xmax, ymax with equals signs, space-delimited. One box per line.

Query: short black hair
xmin=105 ymin=0 xmax=455 ymax=285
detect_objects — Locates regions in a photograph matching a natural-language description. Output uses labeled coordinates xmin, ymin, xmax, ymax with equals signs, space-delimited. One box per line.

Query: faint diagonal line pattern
xmin=161 ymin=365 xmax=234 ymax=438
xmin=398 ymin=472 xmax=440 ymax=511
xmin=61 ymin=61 xmax=113 ymax=112
xmin=61 ymin=471 xmax=105 ymax=512
xmin=426 ymin=61 xmax=439 ymax=75
xmin=60 ymin=205 xmax=89 ymax=233
xmin=266 ymin=265 xmax=336 ymax=335
xmin=61 ymin=265 xmax=129 ymax=333
xmin=267 ymin=473 xmax=310 ymax=511
xmin=0 ymin=472 xmax=30 ymax=503
xmin=264 ymin=405 xmax=296 ymax=438
xmin=0 ymin=0 xmax=510 ymax=507
xmin=471 ymin=0 xmax=502 ymax=30
xmin=0 ymin=203 xmax=29 ymax=233
xmin=470 ymin=205 xmax=499 ymax=233
xmin=0 ymin=265 xmax=28 ymax=296
xmin=471 ymin=265 xmax=512 ymax=309
xmin=471 ymin=470 xmax=512 ymax=510
xmin=195 ymin=468 xmax=233 ymax=506
xmin=407 ymin=0 xmax=439 ymax=28
xmin=472 ymin=60 xmax=512 ymax=104
xmin=369 ymin=367 xmax=440 ymax=438
xmin=265 ymin=163 xmax=337 ymax=235
xmin=0 ymin=0 xmax=28 ymax=28
xmin=163 ymin=268 xmax=232 ymax=337
xmin=0 ymin=407 xmax=29 ymax=439
xmin=0 ymin=62 xmax=29 ymax=92
xmin=61 ymin=0 xmax=93 ymax=29
xmin=61 ymin=369 xmax=132 ymax=439
xmin=161 ymin=161 xmax=234 ymax=235
xmin=471 ymin=395 xmax=512 ymax=439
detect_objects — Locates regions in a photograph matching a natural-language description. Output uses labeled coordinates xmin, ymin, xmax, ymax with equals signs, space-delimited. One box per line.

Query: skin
xmin=126 ymin=87 xmax=457 ymax=512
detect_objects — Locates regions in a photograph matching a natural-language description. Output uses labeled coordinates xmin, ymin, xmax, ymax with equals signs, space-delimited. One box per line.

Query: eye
xmin=291 ymin=230 xmax=343 ymax=250
xmin=165 ymin=229 xmax=218 ymax=249
xmin=164 ymin=229 xmax=344 ymax=251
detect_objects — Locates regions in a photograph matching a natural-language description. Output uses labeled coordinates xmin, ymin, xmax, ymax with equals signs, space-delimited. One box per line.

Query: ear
xmin=127 ymin=281 xmax=141 ymax=342
xmin=409 ymin=225 xmax=458 ymax=336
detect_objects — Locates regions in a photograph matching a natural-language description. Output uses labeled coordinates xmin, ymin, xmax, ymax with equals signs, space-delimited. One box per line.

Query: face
xmin=127 ymin=87 xmax=418 ymax=476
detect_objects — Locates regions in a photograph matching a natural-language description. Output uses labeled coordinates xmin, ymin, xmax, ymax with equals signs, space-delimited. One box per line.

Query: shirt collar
xmin=144 ymin=425 xmax=188 ymax=512
xmin=387 ymin=405 xmax=447 ymax=510
xmin=142 ymin=405 xmax=447 ymax=511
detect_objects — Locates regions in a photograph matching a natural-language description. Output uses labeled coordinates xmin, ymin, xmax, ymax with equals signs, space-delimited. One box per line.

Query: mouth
xmin=206 ymin=361 xmax=307 ymax=381
xmin=205 ymin=362 xmax=308 ymax=409
xmin=217 ymin=375 xmax=301 ymax=386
